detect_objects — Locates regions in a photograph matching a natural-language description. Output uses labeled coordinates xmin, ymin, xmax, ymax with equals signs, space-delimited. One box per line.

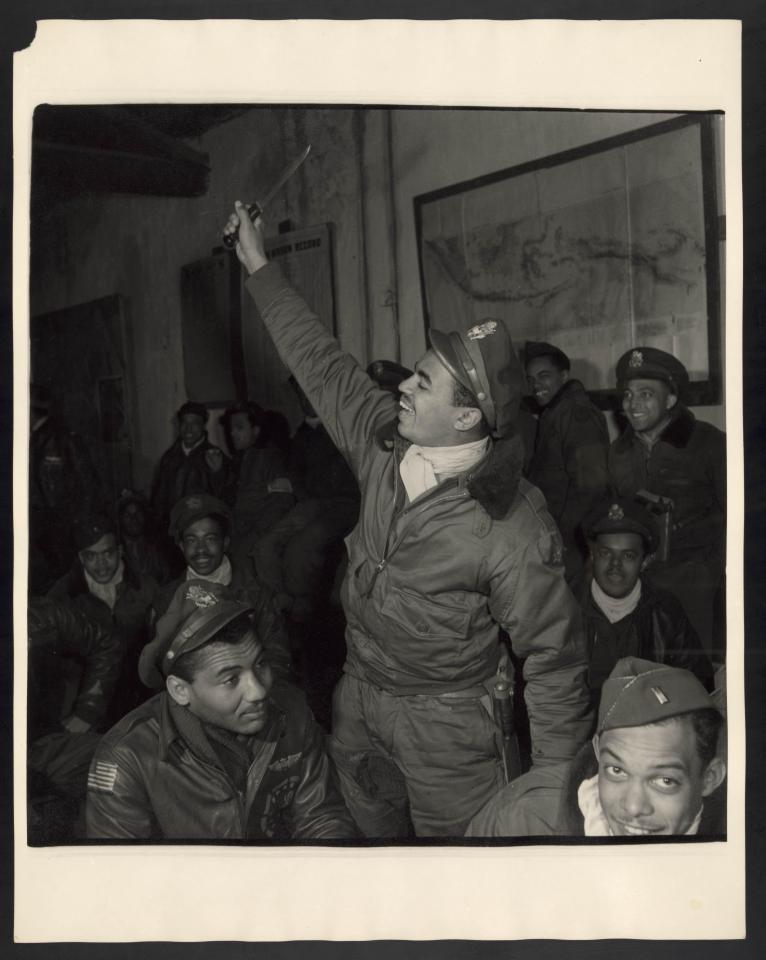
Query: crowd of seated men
xmin=26 ymin=332 xmax=726 ymax=844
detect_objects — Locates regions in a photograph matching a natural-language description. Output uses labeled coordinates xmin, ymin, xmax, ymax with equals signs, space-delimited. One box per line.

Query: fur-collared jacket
xmin=609 ymin=406 xmax=726 ymax=566
xmin=245 ymin=263 xmax=592 ymax=767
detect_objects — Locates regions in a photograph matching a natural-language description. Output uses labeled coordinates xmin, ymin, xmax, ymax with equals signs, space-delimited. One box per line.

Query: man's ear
xmin=701 ymin=757 xmax=726 ymax=797
xmin=666 ymin=391 xmax=678 ymax=412
xmin=561 ymin=369 xmax=570 ymax=384
xmin=223 ymin=534 xmax=231 ymax=552
xmin=453 ymin=407 xmax=483 ymax=433
xmin=641 ymin=551 xmax=655 ymax=572
xmin=591 ymin=734 xmax=600 ymax=760
xmin=166 ymin=674 xmax=191 ymax=707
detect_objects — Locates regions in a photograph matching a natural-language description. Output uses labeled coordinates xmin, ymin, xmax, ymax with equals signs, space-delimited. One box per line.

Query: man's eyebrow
xmin=413 ymin=363 xmax=431 ymax=385
xmin=600 ymin=746 xmax=687 ymax=773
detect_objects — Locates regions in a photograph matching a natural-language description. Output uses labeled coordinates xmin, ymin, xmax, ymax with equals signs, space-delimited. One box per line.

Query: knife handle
xmin=222 ymin=201 xmax=262 ymax=249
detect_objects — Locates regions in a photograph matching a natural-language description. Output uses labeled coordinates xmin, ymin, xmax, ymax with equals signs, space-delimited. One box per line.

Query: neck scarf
xmin=578 ymin=773 xmax=702 ymax=837
xmin=591 ymin=577 xmax=642 ymax=624
xmin=182 ymin=435 xmax=205 ymax=456
xmin=186 ymin=554 xmax=233 ymax=586
xmin=399 ymin=436 xmax=489 ymax=502
xmin=84 ymin=559 xmax=124 ymax=611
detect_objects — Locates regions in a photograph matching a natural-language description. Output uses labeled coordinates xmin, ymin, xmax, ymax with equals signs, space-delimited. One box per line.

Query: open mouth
xmin=399 ymin=397 xmax=414 ymax=415
xmin=614 ymin=820 xmax=658 ymax=836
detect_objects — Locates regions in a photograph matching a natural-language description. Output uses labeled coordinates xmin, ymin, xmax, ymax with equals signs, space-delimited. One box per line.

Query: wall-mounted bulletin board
xmin=415 ymin=113 xmax=723 ymax=406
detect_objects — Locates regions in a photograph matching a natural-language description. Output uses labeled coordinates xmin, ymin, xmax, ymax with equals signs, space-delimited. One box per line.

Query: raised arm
xmin=223 ymin=204 xmax=398 ymax=474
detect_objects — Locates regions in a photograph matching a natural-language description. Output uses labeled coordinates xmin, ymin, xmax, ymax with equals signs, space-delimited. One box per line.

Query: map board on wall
xmin=414 ymin=114 xmax=723 ymax=406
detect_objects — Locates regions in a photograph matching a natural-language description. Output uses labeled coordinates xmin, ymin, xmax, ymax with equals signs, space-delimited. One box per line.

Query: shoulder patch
xmin=87 ymin=760 xmax=118 ymax=793
xmin=537 ymin=532 xmax=565 ymax=568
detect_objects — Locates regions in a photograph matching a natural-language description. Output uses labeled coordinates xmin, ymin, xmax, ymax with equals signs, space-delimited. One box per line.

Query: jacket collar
xmin=64 ymin=557 xmax=141 ymax=599
xmin=540 ymin=378 xmax=586 ymax=415
xmin=375 ymin=419 xmax=524 ymax=520
xmin=613 ymin=404 xmax=696 ymax=453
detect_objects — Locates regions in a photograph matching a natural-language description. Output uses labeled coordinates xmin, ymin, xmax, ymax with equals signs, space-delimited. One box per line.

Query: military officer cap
xmin=169 ymin=493 xmax=231 ymax=540
xmin=523 ymin=340 xmax=571 ymax=371
xmin=73 ymin=512 xmax=118 ymax=551
xmin=429 ymin=319 xmax=524 ymax=438
xmin=597 ymin=657 xmax=719 ymax=735
xmin=366 ymin=359 xmax=413 ymax=395
xmin=139 ymin=579 xmax=253 ymax=688
xmin=176 ymin=400 xmax=209 ymax=423
xmin=582 ymin=497 xmax=659 ymax=554
xmin=616 ymin=347 xmax=690 ymax=397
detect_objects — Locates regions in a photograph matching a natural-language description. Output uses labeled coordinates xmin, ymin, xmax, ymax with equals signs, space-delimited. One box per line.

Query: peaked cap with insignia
xmin=582 ymin=497 xmax=659 ymax=553
xmin=138 ymin=579 xmax=253 ymax=689
xmin=168 ymin=493 xmax=231 ymax=540
xmin=615 ymin=346 xmax=690 ymax=397
xmin=429 ymin=318 xmax=524 ymax=438
xmin=597 ymin=657 xmax=720 ymax=735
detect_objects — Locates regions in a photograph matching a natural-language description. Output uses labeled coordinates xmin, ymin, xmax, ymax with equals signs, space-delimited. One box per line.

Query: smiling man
xmin=609 ymin=348 xmax=726 ymax=659
xmin=86 ymin=581 xmax=356 ymax=840
xmin=466 ymin=657 xmax=726 ymax=838
xmin=221 ymin=203 xmax=591 ymax=838
xmin=524 ymin=341 xmax=609 ymax=580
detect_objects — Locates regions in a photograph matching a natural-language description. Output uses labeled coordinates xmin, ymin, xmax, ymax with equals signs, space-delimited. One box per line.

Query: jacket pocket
xmin=380 ymin=586 xmax=471 ymax=641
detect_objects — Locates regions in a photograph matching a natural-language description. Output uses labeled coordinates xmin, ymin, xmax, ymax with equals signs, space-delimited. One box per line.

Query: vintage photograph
xmin=25 ymin=103 xmax=728 ymax=848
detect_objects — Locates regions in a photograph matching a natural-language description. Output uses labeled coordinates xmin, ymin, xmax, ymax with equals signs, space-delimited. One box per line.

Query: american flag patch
xmin=87 ymin=760 xmax=118 ymax=793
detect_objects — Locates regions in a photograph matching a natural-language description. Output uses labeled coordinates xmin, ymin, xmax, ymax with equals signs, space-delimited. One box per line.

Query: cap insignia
xmin=628 ymin=350 xmax=643 ymax=369
xmin=466 ymin=320 xmax=498 ymax=341
xmin=185 ymin=496 xmax=202 ymax=509
xmin=651 ymin=686 xmax=669 ymax=705
xmin=607 ymin=504 xmax=624 ymax=521
xmin=185 ymin=584 xmax=218 ymax=609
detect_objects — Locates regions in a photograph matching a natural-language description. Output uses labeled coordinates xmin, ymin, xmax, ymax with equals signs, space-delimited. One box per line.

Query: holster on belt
xmin=635 ymin=488 xmax=674 ymax=562
xmin=485 ymin=650 xmax=522 ymax=784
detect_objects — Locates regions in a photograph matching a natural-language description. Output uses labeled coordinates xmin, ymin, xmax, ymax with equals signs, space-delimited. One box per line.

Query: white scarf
xmin=399 ymin=437 xmax=490 ymax=502
xmin=182 ymin=435 xmax=205 ymax=456
xmin=84 ymin=559 xmax=124 ymax=611
xmin=577 ymin=772 xmax=702 ymax=836
xmin=591 ymin=578 xmax=642 ymax=624
xmin=186 ymin=554 xmax=233 ymax=586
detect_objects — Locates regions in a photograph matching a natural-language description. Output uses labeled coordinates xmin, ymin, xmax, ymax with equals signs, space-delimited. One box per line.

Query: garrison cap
xmin=176 ymin=400 xmax=208 ymax=423
xmin=616 ymin=347 xmax=689 ymax=397
xmin=169 ymin=493 xmax=230 ymax=541
xmin=366 ymin=359 xmax=413 ymax=395
xmin=74 ymin=513 xmax=118 ymax=551
xmin=597 ymin=657 xmax=719 ymax=735
xmin=138 ymin=580 xmax=253 ymax=689
xmin=583 ymin=497 xmax=659 ymax=554
xmin=429 ymin=319 xmax=523 ymax=438
xmin=523 ymin=341 xmax=571 ymax=371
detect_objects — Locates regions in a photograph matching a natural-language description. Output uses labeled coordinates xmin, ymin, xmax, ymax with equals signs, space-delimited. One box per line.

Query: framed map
xmin=414 ymin=113 xmax=723 ymax=406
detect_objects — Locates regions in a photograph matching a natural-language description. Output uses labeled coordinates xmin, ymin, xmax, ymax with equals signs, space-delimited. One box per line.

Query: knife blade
xmin=222 ymin=144 xmax=311 ymax=249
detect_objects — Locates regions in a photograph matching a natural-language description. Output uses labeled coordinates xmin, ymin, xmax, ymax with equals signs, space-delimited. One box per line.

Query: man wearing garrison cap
xmin=466 ymin=657 xmax=726 ymax=837
xmin=86 ymin=580 xmax=356 ymax=840
xmin=150 ymin=399 xmax=231 ymax=530
xmin=609 ymin=347 xmax=726 ymax=659
xmin=221 ymin=203 xmax=591 ymax=838
xmin=523 ymin=341 xmax=610 ymax=581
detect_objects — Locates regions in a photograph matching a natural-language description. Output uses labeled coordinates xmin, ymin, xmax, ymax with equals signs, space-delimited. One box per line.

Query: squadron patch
xmin=466 ymin=320 xmax=498 ymax=341
xmin=87 ymin=760 xmax=118 ymax=794
xmin=185 ymin=584 xmax=219 ymax=609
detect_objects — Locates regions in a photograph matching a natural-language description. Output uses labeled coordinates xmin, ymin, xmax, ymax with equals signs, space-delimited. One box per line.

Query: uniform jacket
xmin=85 ymin=683 xmax=357 ymax=840
xmin=246 ymin=263 xmax=592 ymax=767
xmin=578 ymin=577 xmax=713 ymax=701
xmin=28 ymin=597 xmax=122 ymax=738
xmin=226 ymin=442 xmax=295 ymax=540
xmin=608 ymin=406 xmax=726 ymax=566
xmin=152 ymin=558 xmax=292 ymax=679
xmin=465 ymin=745 xmax=726 ymax=837
xmin=527 ymin=379 xmax=609 ymax=543
xmin=48 ymin=562 xmax=157 ymax=654
xmin=151 ymin=435 xmax=230 ymax=526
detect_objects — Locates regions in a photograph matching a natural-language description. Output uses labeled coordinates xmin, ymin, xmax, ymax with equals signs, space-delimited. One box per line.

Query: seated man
xmin=86 ymin=581 xmax=357 ymax=840
xmin=153 ymin=493 xmax=291 ymax=678
xmin=48 ymin=514 xmax=158 ymax=724
xmin=524 ymin=341 xmax=609 ymax=581
xmin=28 ymin=596 xmax=122 ymax=843
xmin=118 ymin=489 xmax=178 ymax=586
xmin=577 ymin=498 xmax=713 ymax=706
xmin=151 ymin=400 xmax=229 ymax=530
xmin=609 ymin=348 xmax=726 ymax=658
xmin=466 ymin=657 xmax=726 ymax=838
